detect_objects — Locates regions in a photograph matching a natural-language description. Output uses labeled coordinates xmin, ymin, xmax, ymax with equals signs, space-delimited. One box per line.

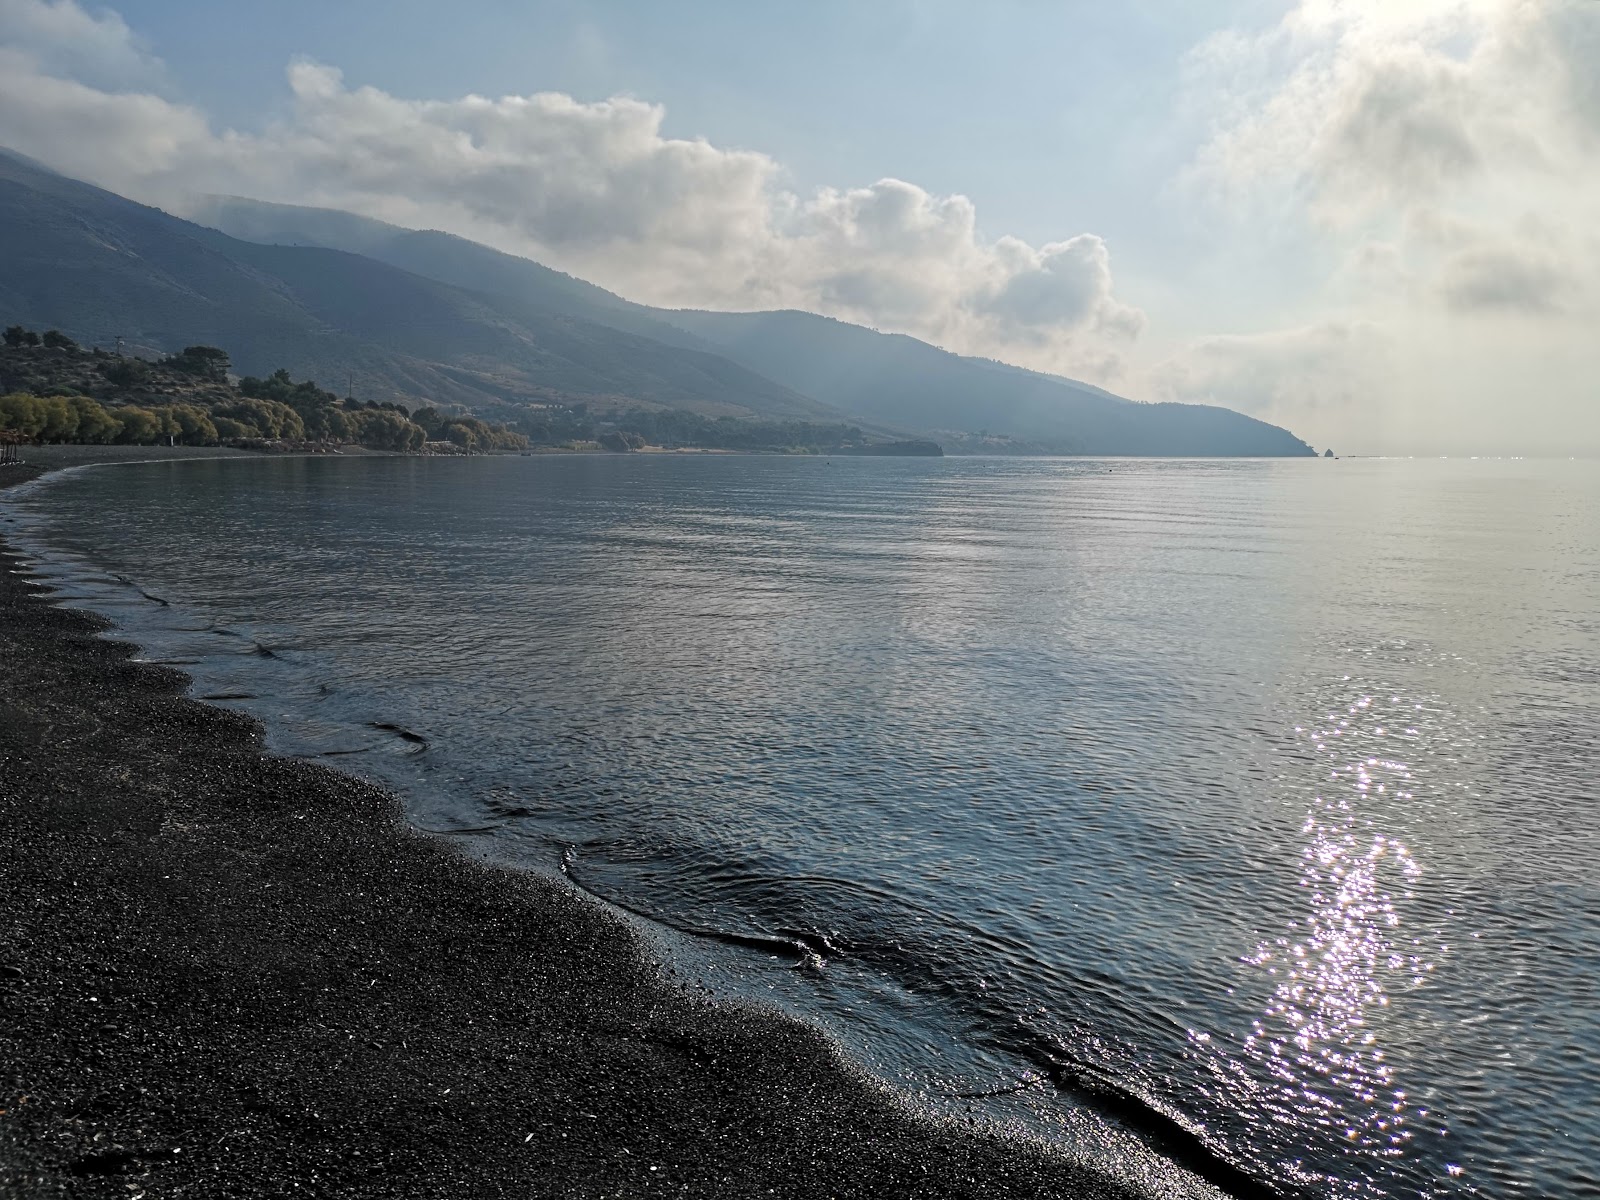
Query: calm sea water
xmin=6 ymin=454 xmax=1597 ymax=1198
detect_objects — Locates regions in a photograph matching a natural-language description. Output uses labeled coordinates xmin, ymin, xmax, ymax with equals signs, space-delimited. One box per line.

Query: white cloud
xmin=1434 ymin=239 xmax=1578 ymax=314
xmin=1189 ymin=0 xmax=1600 ymax=280
xmin=977 ymin=234 xmax=1146 ymax=341
xmin=0 ymin=0 xmax=1143 ymax=378
xmin=0 ymin=0 xmax=160 ymax=89
xmin=9 ymin=0 xmax=1594 ymax=451
xmin=1153 ymin=321 xmax=1391 ymax=450
xmin=1159 ymin=0 xmax=1600 ymax=453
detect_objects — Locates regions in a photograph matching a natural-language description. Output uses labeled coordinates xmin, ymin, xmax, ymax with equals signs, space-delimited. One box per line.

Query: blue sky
xmin=114 ymin=0 xmax=1263 ymax=242
xmin=2 ymin=0 xmax=1598 ymax=453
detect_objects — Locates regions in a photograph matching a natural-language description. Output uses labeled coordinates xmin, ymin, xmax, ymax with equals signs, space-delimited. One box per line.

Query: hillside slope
xmin=192 ymin=193 xmax=1313 ymax=456
xmin=189 ymin=195 xmax=702 ymax=352
xmin=661 ymin=310 xmax=1314 ymax=457
xmin=0 ymin=152 xmax=831 ymax=420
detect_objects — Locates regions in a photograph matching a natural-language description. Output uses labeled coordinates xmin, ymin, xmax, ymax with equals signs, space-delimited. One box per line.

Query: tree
xmin=113 ymin=405 xmax=161 ymax=444
xmin=155 ymin=403 xmax=219 ymax=445
xmin=0 ymin=393 xmax=45 ymax=437
xmin=68 ymin=396 xmax=120 ymax=443
xmin=212 ymin=416 xmax=257 ymax=440
xmin=598 ymin=430 xmax=644 ymax=452
xmin=3 ymin=326 xmax=33 ymax=348
xmin=411 ymin=406 xmax=442 ymax=436
xmin=240 ymin=369 xmax=360 ymax=441
xmin=345 ymin=407 xmax=425 ymax=451
xmin=101 ymin=357 xmax=151 ymax=388
xmin=37 ymin=397 xmax=79 ymax=442
xmin=41 ymin=330 xmax=78 ymax=351
xmin=164 ymin=345 xmax=230 ymax=381
xmin=212 ymin=398 xmax=304 ymax=440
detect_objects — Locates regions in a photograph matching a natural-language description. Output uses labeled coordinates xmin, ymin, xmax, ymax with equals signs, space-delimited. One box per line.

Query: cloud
xmin=1190 ymin=1 xmax=1600 ymax=238
xmin=1435 ymin=241 xmax=1577 ymax=314
xmin=1153 ymin=321 xmax=1390 ymax=438
xmin=1160 ymin=0 xmax=1600 ymax=452
xmin=977 ymin=234 xmax=1146 ymax=341
xmin=266 ymin=61 xmax=781 ymax=260
xmin=0 ymin=1 xmax=1142 ymax=377
xmin=0 ymin=0 xmax=160 ymax=89
xmin=0 ymin=47 xmax=208 ymax=180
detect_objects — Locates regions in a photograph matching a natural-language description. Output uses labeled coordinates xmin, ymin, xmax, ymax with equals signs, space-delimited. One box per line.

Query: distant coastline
xmin=3 ymin=149 xmax=1319 ymax=459
xmin=0 ymin=336 xmax=945 ymax=459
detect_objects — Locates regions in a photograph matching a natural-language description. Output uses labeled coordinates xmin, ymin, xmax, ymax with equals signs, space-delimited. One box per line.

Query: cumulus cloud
xmin=978 ymin=234 xmax=1146 ymax=341
xmin=1189 ymin=0 xmax=1600 ymax=279
xmin=0 ymin=0 xmax=160 ymax=89
xmin=780 ymin=182 xmax=1141 ymax=353
xmin=0 ymin=0 xmax=1142 ymax=377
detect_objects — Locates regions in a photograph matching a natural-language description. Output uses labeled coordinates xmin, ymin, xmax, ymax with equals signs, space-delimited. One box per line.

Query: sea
xmin=5 ymin=453 xmax=1596 ymax=1199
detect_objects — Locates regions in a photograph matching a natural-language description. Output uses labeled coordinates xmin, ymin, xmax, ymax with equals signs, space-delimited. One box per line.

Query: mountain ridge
xmin=2 ymin=152 xmax=1314 ymax=456
xmin=190 ymin=193 xmax=1314 ymax=457
xmin=0 ymin=151 xmax=833 ymax=422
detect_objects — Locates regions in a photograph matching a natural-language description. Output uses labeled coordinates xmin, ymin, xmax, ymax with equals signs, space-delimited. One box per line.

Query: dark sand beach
xmin=0 ymin=452 xmax=1144 ymax=1198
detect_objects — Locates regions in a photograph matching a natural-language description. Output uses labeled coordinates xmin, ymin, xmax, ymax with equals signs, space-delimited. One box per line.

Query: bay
xmin=8 ymin=453 xmax=1597 ymax=1198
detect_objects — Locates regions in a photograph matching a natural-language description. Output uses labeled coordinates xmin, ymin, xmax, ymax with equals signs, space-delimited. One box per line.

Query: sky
xmin=1 ymin=0 xmax=1597 ymax=455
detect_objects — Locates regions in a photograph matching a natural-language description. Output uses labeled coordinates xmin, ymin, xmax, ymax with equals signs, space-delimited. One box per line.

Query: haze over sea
xmin=8 ymin=454 xmax=1597 ymax=1199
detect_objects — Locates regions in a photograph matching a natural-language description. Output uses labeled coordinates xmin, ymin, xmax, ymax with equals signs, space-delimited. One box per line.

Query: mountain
xmin=6 ymin=155 xmax=1313 ymax=454
xmin=188 ymin=195 xmax=711 ymax=353
xmin=191 ymin=194 xmax=1314 ymax=456
xmin=659 ymin=310 xmax=1314 ymax=456
xmin=0 ymin=151 xmax=832 ymax=421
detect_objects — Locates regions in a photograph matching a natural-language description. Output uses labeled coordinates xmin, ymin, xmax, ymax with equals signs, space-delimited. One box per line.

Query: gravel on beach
xmin=0 ymin=457 xmax=1145 ymax=1199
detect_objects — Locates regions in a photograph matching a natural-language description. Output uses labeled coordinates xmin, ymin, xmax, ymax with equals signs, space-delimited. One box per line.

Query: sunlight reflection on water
xmin=1188 ymin=677 xmax=1472 ymax=1197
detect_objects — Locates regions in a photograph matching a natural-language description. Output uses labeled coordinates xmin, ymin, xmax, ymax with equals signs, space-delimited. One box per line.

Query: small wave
xmin=368 ymin=721 xmax=429 ymax=752
xmin=997 ymin=1029 xmax=1281 ymax=1200
xmin=561 ymin=849 xmax=829 ymax=971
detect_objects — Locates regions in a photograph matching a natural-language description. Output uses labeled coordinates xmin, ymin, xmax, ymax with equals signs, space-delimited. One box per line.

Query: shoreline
xmin=0 ymin=452 xmax=1156 ymax=1198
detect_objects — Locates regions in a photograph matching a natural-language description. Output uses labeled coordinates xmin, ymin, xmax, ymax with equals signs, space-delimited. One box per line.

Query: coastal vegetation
xmin=516 ymin=404 xmax=935 ymax=455
xmin=0 ymin=327 xmax=936 ymax=455
xmin=0 ymin=332 xmax=528 ymax=453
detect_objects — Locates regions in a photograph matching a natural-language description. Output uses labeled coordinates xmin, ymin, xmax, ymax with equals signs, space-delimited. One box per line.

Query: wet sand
xmin=0 ymin=453 xmax=1152 ymax=1198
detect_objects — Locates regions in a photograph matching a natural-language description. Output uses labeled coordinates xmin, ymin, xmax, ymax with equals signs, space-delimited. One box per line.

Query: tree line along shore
xmin=1 ymin=325 xmax=942 ymax=458
xmin=0 ymin=328 xmax=527 ymax=454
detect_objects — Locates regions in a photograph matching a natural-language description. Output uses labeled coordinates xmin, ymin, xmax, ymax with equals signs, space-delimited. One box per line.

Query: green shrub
xmin=212 ymin=416 xmax=258 ymax=440
xmin=69 ymin=396 xmax=121 ymax=443
xmin=0 ymin=392 xmax=45 ymax=437
xmin=113 ymin=405 xmax=161 ymax=444
xmin=163 ymin=345 xmax=230 ymax=381
xmin=211 ymin=397 xmax=305 ymax=440
xmin=153 ymin=403 xmax=219 ymax=445
xmin=101 ymin=358 xmax=151 ymax=388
